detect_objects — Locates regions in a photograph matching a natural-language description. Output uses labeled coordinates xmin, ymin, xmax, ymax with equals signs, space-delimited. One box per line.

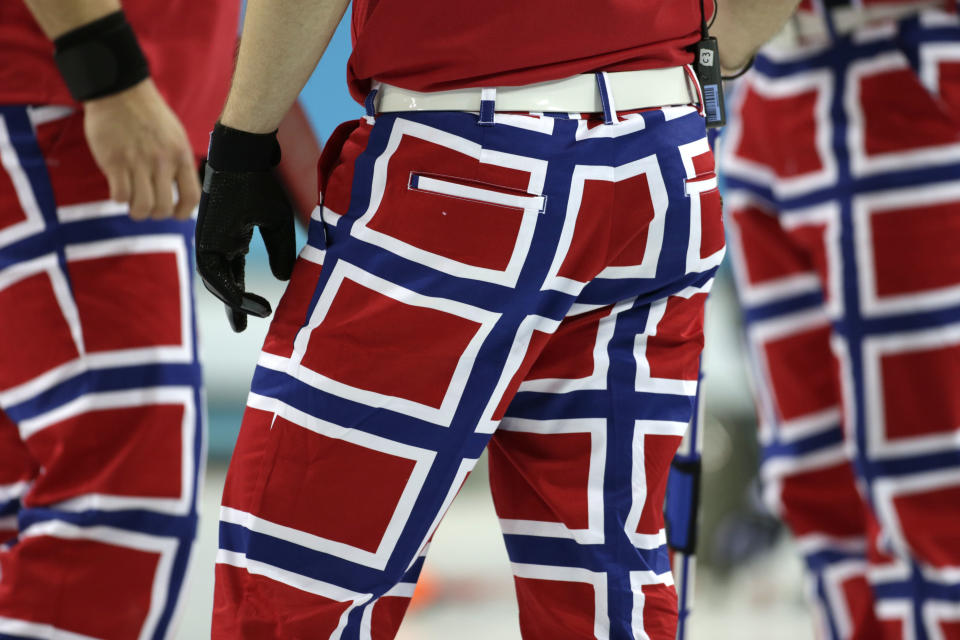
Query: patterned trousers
xmin=0 ymin=106 xmax=204 ymax=640
xmin=721 ymin=9 xmax=960 ymax=640
xmin=212 ymin=101 xmax=723 ymax=639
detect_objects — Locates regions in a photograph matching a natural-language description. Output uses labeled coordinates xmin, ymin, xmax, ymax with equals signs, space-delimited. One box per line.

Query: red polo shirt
xmin=348 ymin=0 xmax=714 ymax=103
xmin=0 ymin=0 xmax=240 ymax=156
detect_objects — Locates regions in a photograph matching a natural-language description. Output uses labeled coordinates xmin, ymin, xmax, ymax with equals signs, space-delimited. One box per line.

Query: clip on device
xmin=693 ymin=0 xmax=726 ymax=128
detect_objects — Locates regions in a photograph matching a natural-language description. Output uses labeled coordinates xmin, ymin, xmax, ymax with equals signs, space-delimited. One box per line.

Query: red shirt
xmin=0 ymin=0 xmax=240 ymax=156
xmin=348 ymin=0 xmax=713 ymax=104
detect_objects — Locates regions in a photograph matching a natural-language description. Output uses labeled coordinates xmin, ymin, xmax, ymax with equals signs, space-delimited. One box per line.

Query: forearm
xmin=220 ymin=0 xmax=350 ymax=134
xmin=22 ymin=0 xmax=121 ymax=39
xmin=711 ymin=0 xmax=801 ymax=72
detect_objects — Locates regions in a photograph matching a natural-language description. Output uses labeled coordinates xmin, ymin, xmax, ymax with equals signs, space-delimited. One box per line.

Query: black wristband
xmin=207 ymin=122 xmax=282 ymax=173
xmin=53 ymin=11 xmax=150 ymax=102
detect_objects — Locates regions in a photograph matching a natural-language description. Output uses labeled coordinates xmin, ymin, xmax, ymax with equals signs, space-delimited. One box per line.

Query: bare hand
xmin=83 ymin=79 xmax=200 ymax=221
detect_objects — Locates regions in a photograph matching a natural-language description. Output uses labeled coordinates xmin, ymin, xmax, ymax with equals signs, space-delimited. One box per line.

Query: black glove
xmin=196 ymin=123 xmax=296 ymax=332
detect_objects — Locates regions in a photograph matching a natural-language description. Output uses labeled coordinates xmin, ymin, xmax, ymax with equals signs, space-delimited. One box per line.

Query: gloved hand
xmin=195 ymin=123 xmax=296 ymax=332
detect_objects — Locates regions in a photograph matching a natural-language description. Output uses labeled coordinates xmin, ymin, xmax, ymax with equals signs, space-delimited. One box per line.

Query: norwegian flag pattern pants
xmin=0 ymin=106 xmax=204 ymax=640
xmin=721 ymin=9 xmax=960 ymax=640
xmin=211 ymin=102 xmax=724 ymax=639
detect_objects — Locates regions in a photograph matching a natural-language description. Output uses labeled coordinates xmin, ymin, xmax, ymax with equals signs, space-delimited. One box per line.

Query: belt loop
xmin=596 ymin=72 xmax=619 ymax=125
xmin=364 ymin=81 xmax=381 ymax=120
xmin=479 ymin=87 xmax=496 ymax=126
xmin=814 ymin=0 xmax=840 ymax=40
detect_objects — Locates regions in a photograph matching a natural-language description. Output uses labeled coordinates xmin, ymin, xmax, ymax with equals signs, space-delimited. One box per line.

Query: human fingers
xmin=105 ymin=164 xmax=132 ymax=204
xmin=128 ymin=165 xmax=155 ymax=221
xmin=173 ymin=153 xmax=200 ymax=220
xmin=151 ymin=160 xmax=176 ymax=220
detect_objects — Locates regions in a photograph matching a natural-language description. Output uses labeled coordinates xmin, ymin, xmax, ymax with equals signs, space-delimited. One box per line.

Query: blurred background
xmin=177 ymin=10 xmax=815 ymax=640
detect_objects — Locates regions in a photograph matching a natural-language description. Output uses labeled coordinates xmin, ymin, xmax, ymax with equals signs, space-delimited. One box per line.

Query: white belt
xmin=376 ymin=67 xmax=697 ymax=114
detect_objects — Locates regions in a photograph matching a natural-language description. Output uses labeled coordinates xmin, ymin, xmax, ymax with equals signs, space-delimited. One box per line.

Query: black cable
xmin=722 ymin=56 xmax=755 ymax=80
xmin=701 ymin=0 xmax=751 ymax=81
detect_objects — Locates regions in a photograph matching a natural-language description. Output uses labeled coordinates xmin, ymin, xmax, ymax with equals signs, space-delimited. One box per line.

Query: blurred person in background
xmin=0 ymin=0 xmax=238 ymax=638
xmin=195 ymin=0 xmax=801 ymax=638
xmin=720 ymin=0 xmax=960 ymax=637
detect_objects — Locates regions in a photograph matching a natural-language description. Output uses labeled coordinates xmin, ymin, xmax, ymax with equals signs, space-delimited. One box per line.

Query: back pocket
xmin=409 ymin=172 xmax=546 ymax=213
xmin=349 ymin=120 xmax=549 ymax=286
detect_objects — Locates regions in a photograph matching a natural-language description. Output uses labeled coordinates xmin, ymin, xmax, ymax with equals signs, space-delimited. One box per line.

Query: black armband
xmin=206 ymin=123 xmax=282 ymax=173
xmin=53 ymin=10 xmax=150 ymax=102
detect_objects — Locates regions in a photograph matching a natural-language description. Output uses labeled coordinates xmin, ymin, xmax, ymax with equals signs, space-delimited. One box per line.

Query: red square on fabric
xmin=493 ymin=329 xmax=552 ymax=420
xmin=780 ymin=462 xmax=865 ymax=538
xmin=0 ymin=167 xmax=28 ymax=233
xmin=557 ymin=173 xmax=656 ymax=282
xmin=608 ymin=173 xmax=657 ymax=268
xmin=763 ymin=324 xmax=838 ymax=421
xmin=213 ymin=563 xmax=351 ymax=639
xmin=880 ymin=619 xmax=906 ymax=640
xmin=699 ymin=187 xmax=725 ymax=259
xmin=881 ymin=343 xmax=960 ymax=441
xmin=732 ymin=205 xmax=812 ymax=286
xmin=302 ymin=278 xmax=482 ymax=408
xmin=68 ymin=251 xmax=182 ymax=352
xmin=250 ymin=416 xmax=416 ymax=553
xmin=870 ymin=202 xmax=960 ymax=298
xmin=636 ymin=434 xmax=683 ymax=535
xmin=24 ymin=403 xmax=184 ymax=506
xmin=892 ymin=483 xmax=960 ymax=567
xmin=736 ymin=87 xmax=822 ymax=178
xmin=526 ymin=307 xmax=608 ymax=382
xmin=938 ymin=61 xmax=960 ymax=119
xmin=515 ymin=577 xmax=596 ymax=640
xmin=0 ymin=272 xmax=79 ymax=390
xmin=646 ymin=294 xmax=707 ymax=382
xmin=263 ymin=258 xmax=323 ymax=358
xmin=858 ymin=68 xmax=960 ymax=156
xmin=940 ymin=621 xmax=960 ymax=640
xmin=640 ymin=583 xmax=679 ymax=640
xmin=840 ymin=573 xmax=886 ymax=639
xmin=556 ymin=179 xmax=612 ymax=283
xmin=0 ymin=535 xmax=158 ymax=640
xmin=0 ymin=410 xmax=37 ymax=485
xmin=489 ymin=430 xmax=592 ymax=530
xmin=691 ymin=149 xmax=715 ymax=178
xmin=221 ymin=406 xmax=275 ymax=514
xmin=370 ymin=595 xmax=412 ymax=639
xmin=367 ymin=134 xmax=532 ymax=271
xmin=787 ymin=223 xmax=830 ymax=298
xmin=35 ymin=115 xmax=111 ymax=206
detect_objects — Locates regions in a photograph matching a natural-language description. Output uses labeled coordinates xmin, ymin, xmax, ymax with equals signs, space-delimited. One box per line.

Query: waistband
xmin=790 ymin=1 xmax=947 ymax=43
